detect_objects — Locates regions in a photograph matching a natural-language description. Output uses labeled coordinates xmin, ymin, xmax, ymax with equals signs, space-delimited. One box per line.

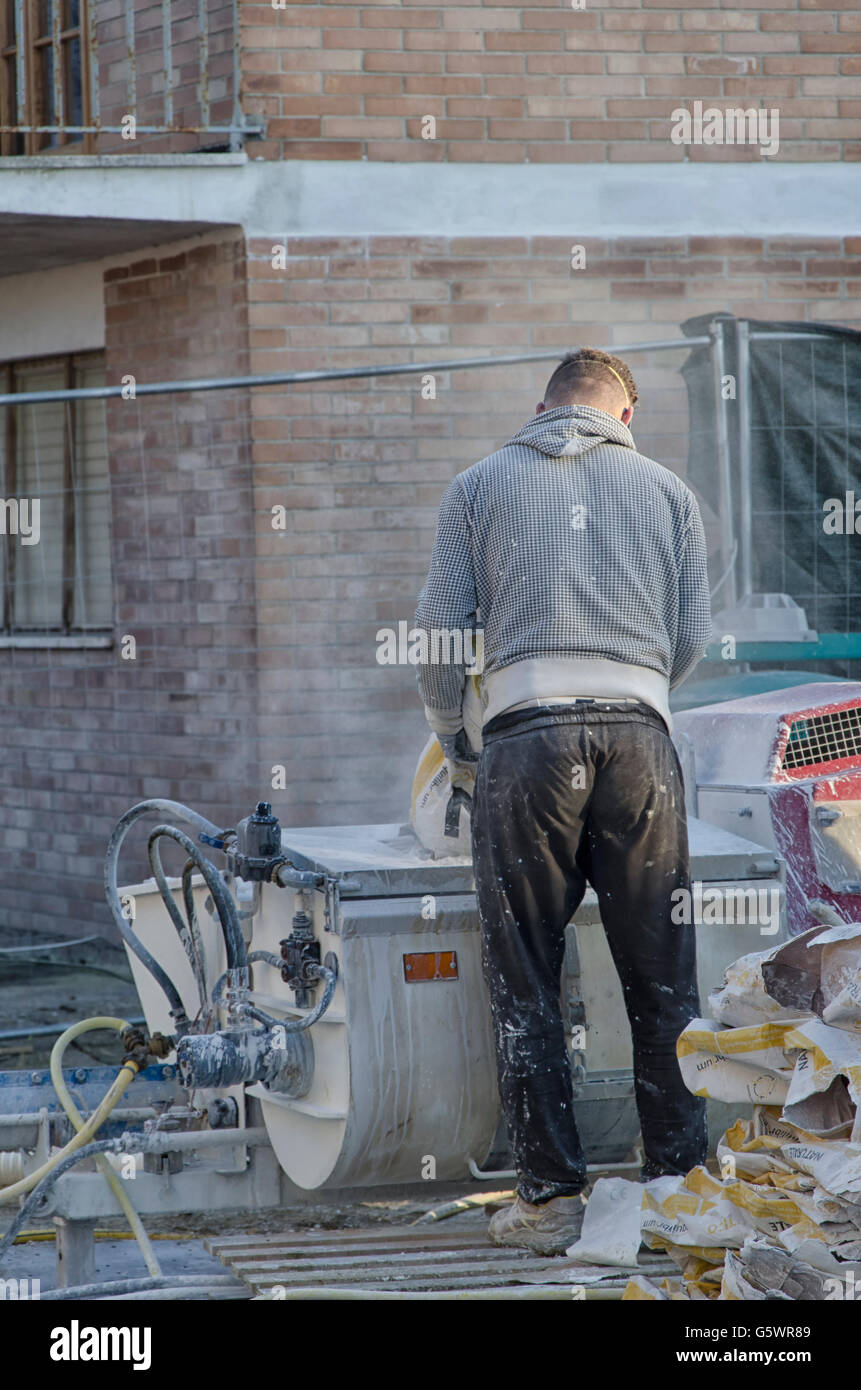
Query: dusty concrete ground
xmin=0 ymin=926 xmax=143 ymax=1070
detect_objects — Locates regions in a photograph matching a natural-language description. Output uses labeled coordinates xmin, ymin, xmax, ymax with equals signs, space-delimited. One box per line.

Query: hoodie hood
xmin=507 ymin=404 xmax=635 ymax=460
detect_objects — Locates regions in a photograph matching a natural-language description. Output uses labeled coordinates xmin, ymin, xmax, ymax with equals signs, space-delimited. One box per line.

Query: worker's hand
xmin=438 ymin=728 xmax=479 ymax=792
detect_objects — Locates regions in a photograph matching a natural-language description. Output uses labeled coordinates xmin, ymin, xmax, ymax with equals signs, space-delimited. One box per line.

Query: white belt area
xmin=502 ymin=695 xmax=644 ymax=715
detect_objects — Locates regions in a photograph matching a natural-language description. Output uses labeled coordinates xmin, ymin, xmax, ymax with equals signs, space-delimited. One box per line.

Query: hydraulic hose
xmin=0 ymin=1060 xmax=140 ymax=1206
xmin=0 ymin=1138 xmax=124 ymax=1266
xmin=49 ymin=1019 xmax=161 ymax=1280
xmin=148 ymin=824 xmax=246 ymax=972
xmin=146 ymin=833 xmax=207 ymax=1010
xmin=104 ymin=799 xmax=246 ymax=1030
xmin=0 ymin=1128 xmax=269 ymax=1270
xmin=211 ymin=959 xmax=338 ymax=1033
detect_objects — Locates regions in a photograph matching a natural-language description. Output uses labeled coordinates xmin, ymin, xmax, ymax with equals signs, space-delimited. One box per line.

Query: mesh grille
xmin=781 ymin=706 xmax=861 ymax=772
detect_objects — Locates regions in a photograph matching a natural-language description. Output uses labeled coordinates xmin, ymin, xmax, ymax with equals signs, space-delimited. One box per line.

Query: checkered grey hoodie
xmin=415 ymin=404 xmax=712 ymax=732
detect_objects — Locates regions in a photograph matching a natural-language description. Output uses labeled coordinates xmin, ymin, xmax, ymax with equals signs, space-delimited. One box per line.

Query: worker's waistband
xmin=480 ymin=657 xmax=672 ymax=732
xmin=482 ymin=698 xmax=669 ymax=744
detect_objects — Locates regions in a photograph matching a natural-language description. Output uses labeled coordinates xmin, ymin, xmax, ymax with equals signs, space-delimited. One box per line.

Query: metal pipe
xmin=231 ymin=0 xmax=241 ymax=152
xmin=709 ymin=317 xmax=737 ymax=611
xmin=125 ymin=0 xmax=136 ymax=119
xmin=14 ymin=0 xmax=26 ymax=127
xmin=735 ymin=318 xmax=753 ymax=599
xmin=119 ymin=1126 xmax=268 ymax=1152
xmin=468 ymin=1149 xmax=644 ymax=1181
xmin=162 ymin=0 xmax=172 ymax=130
xmin=0 ymin=1108 xmax=157 ymax=1129
xmin=0 ymin=336 xmax=712 ymax=407
xmin=52 ymin=0 xmax=64 ymax=132
xmin=198 ymin=0 xmax=210 ymax=131
xmin=747 ymin=330 xmax=844 ymax=341
xmin=87 ymin=0 xmax=100 ymax=132
xmin=0 ymin=123 xmax=247 ymax=133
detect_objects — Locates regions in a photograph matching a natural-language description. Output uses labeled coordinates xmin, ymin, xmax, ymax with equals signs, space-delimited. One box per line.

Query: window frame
xmin=0 ymin=0 xmax=93 ymax=156
xmin=1 ymin=348 xmax=113 ymax=639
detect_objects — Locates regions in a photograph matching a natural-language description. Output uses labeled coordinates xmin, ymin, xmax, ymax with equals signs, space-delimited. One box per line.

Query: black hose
xmin=245 ymin=963 xmax=338 ymax=1033
xmin=0 ymin=1139 xmax=122 ymax=1268
xmin=36 ymin=1275 xmax=245 ymax=1301
xmin=104 ymin=799 xmax=247 ymax=1030
xmin=148 ymin=825 xmax=246 ymax=974
xmin=209 ymin=958 xmax=337 ymax=1032
xmin=146 ymin=833 xmax=207 ymax=1009
xmin=104 ymin=802 xmax=205 ymax=1027
xmin=181 ymin=859 xmax=207 ymax=988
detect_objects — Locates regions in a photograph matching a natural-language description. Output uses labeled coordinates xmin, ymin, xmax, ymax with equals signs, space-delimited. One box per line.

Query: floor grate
xmin=205 ymin=1221 xmax=676 ymax=1300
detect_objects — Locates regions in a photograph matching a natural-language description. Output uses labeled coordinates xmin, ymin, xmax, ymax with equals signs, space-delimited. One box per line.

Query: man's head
xmin=537 ymin=348 xmax=638 ymax=427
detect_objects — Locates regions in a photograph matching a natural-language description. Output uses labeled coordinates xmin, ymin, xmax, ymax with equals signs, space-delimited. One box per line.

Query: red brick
xmin=803 ymin=34 xmax=861 ymax=51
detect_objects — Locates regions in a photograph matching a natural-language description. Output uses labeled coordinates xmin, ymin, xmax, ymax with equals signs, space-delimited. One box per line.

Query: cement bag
xmin=410 ymin=677 xmax=483 ymax=858
xmin=778 ymin=1136 xmax=861 ymax=1199
xmin=565 ymin=1177 xmax=644 ymax=1267
xmin=715 ymin=1114 xmax=794 ymax=1182
xmin=622 ymin=1276 xmax=690 ymax=1300
xmin=708 ymin=945 xmax=815 ymax=1029
xmin=781 ymin=1017 xmax=861 ymax=1140
xmin=640 ymin=1165 xmax=807 ymax=1253
xmin=762 ymin=922 xmax=861 ymax=1032
xmin=676 ymin=1018 xmax=798 ymax=1106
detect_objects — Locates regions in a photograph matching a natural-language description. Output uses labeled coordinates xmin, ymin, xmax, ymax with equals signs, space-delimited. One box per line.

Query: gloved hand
xmin=438 ymin=727 xmax=479 ymax=792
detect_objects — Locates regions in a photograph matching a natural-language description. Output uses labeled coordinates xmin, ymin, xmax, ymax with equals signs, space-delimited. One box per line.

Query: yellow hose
xmin=48 ymin=1018 xmax=162 ymax=1279
xmin=0 ymin=1017 xmax=139 ymax=1209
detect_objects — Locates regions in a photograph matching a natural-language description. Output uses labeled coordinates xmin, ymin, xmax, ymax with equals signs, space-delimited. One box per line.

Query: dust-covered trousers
xmin=470 ymin=699 xmax=707 ymax=1205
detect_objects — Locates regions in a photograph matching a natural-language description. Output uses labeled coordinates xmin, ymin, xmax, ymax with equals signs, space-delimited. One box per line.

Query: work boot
xmin=487 ymin=1193 xmax=587 ymax=1256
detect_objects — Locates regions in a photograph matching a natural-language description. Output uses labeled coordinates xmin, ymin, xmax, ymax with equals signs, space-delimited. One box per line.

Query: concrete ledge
xmin=0 ymin=159 xmax=857 ymax=240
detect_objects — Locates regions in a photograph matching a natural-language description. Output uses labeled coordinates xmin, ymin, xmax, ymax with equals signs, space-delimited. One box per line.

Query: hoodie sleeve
xmin=671 ymin=495 xmax=713 ymax=690
xmin=414 ymin=477 xmax=478 ymax=733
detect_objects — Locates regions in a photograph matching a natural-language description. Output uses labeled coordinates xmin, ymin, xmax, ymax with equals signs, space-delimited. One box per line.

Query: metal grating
xmin=781 ymin=706 xmax=861 ymax=772
xmin=205 ymin=1222 xmax=677 ymax=1300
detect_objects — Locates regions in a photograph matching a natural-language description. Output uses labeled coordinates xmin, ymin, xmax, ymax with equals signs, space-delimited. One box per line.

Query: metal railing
xmin=0 ymin=0 xmax=259 ymax=154
xmin=0 ymin=322 xmax=849 ymax=637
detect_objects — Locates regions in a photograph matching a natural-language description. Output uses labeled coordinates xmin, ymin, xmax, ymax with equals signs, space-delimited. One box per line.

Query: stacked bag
xmin=623 ymin=916 xmax=861 ymax=1299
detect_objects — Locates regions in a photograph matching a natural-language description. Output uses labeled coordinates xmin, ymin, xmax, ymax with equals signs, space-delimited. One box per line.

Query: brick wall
xmin=245 ymin=232 xmax=861 ymax=827
xmin=0 ymin=233 xmax=260 ymax=938
xmin=240 ymin=1 xmax=861 ymax=163
xmin=5 ymin=232 xmax=860 ymax=933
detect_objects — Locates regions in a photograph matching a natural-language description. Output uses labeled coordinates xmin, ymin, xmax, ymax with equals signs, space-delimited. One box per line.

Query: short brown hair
xmin=544 ymin=348 xmax=639 ymax=411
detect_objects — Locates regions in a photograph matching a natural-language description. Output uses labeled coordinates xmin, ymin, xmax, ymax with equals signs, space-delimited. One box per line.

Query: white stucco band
xmin=0 ymin=157 xmax=858 ymax=243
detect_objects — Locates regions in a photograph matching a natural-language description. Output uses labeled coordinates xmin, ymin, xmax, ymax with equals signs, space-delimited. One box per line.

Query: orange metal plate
xmin=403 ymin=951 xmax=459 ymax=983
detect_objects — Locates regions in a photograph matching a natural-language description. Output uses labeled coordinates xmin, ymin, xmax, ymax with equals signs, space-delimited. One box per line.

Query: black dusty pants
xmin=470 ymin=700 xmax=707 ymax=1205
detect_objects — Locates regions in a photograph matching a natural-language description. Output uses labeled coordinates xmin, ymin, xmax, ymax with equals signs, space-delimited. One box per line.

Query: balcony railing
xmin=0 ymin=0 xmax=260 ymax=155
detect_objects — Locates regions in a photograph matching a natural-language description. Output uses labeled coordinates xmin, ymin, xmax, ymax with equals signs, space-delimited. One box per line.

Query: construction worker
xmin=414 ymin=348 xmax=712 ymax=1255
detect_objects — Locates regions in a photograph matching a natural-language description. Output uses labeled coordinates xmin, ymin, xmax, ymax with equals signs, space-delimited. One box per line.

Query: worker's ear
xmin=536 ymin=401 xmax=546 ymax=414
xmin=621 ymin=405 xmax=633 ymax=427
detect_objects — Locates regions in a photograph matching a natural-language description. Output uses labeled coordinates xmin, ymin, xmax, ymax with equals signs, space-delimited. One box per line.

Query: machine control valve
xmin=228 ymin=801 xmax=288 ymax=882
xmin=280 ymin=910 xmax=322 ymax=1009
